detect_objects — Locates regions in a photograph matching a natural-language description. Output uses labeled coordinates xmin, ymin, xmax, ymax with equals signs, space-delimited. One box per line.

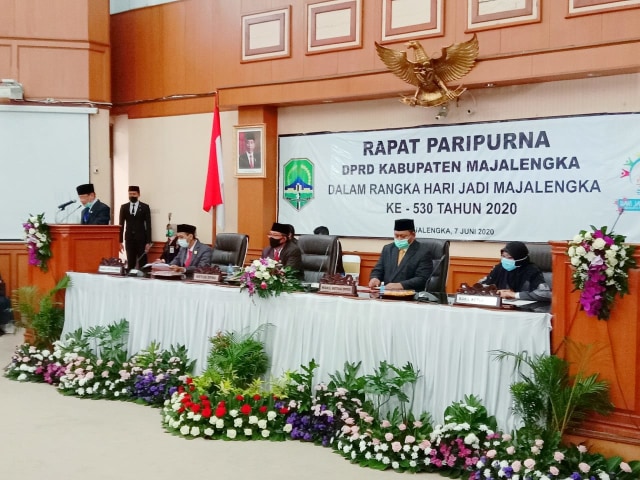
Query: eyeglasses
xmin=267 ymin=233 xmax=285 ymax=239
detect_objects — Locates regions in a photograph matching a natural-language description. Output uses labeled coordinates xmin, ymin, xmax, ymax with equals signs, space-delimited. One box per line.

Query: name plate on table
xmin=318 ymin=273 xmax=357 ymax=296
xmin=192 ymin=273 xmax=223 ymax=283
xmin=454 ymin=293 xmax=502 ymax=308
xmin=319 ymin=283 xmax=357 ymax=296
xmin=98 ymin=265 xmax=124 ymax=275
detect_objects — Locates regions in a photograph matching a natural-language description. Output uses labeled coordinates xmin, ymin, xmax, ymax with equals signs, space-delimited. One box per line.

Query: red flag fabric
xmin=203 ymin=97 xmax=224 ymax=216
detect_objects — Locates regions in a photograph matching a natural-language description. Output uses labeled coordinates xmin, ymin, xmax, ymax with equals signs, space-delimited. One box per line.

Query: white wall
xmin=113 ymin=110 xmax=238 ymax=244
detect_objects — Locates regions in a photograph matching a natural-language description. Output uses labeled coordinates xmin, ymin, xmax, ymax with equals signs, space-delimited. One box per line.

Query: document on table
xmin=502 ymin=299 xmax=537 ymax=307
xmin=142 ymin=262 xmax=171 ymax=270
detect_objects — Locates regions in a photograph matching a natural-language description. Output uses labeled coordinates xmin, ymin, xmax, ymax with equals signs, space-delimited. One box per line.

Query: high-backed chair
xmin=210 ymin=233 xmax=249 ymax=269
xmin=526 ymin=242 xmax=552 ymax=287
xmin=417 ymin=238 xmax=450 ymax=294
xmin=296 ymin=234 xmax=340 ymax=283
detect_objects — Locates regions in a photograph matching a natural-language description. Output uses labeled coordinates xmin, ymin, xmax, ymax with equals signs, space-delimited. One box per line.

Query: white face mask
xmin=177 ymin=238 xmax=189 ymax=248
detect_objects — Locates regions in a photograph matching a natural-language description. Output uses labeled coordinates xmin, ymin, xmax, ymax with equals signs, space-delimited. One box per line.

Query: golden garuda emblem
xmin=375 ymin=35 xmax=479 ymax=108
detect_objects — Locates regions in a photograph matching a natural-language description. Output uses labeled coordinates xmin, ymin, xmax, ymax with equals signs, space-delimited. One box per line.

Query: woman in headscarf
xmin=480 ymin=241 xmax=551 ymax=302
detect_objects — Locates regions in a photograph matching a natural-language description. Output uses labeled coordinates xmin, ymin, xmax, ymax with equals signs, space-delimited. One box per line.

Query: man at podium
xmin=76 ymin=183 xmax=111 ymax=225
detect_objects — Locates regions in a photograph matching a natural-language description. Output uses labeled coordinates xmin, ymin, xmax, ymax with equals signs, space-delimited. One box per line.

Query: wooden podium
xmin=550 ymin=240 xmax=640 ymax=459
xmin=28 ymin=225 xmax=120 ymax=292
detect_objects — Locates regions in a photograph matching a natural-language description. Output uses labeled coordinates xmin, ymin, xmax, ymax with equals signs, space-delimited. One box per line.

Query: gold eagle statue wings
xmin=375 ymin=35 xmax=479 ymax=108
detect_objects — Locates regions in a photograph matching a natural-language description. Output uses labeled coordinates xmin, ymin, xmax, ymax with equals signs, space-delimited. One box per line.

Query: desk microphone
xmin=58 ymin=199 xmax=77 ymax=210
xmin=128 ymin=251 xmax=149 ymax=277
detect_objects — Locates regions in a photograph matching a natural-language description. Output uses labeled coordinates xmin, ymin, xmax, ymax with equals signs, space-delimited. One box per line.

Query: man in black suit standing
xmin=76 ymin=183 xmax=111 ymax=225
xmin=118 ymin=185 xmax=153 ymax=270
xmin=238 ymin=132 xmax=261 ymax=170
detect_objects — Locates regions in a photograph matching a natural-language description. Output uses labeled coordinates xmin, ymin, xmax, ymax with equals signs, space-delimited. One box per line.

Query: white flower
xmin=190 ymin=426 xmax=201 ymax=436
xmin=592 ymin=238 xmax=606 ymax=250
xmin=392 ymin=461 xmax=399 ymax=469
xmin=230 ymin=409 xmax=238 ymax=417
xmin=180 ymin=425 xmax=190 ymax=435
xmin=267 ymin=411 xmax=277 ymax=421
xmin=226 ymin=429 xmax=237 ymax=439
xmin=216 ymin=419 xmax=224 ymax=429
xmin=283 ymin=423 xmax=292 ymax=433
xmin=261 ymin=429 xmax=270 ymax=438
xmin=258 ymin=419 xmax=267 ymax=429
xmin=233 ymin=418 xmax=243 ymax=427
xmin=244 ymin=428 xmax=253 ymax=436
xmin=204 ymin=428 xmax=214 ymax=436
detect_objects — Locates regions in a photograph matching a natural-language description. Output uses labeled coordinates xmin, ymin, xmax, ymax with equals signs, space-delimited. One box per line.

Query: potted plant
xmin=12 ymin=275 xmax=71 ymax=348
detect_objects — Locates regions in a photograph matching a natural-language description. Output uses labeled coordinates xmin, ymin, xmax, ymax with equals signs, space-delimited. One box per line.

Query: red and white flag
xmin=203 ymin=95 xmax=225 ymax=229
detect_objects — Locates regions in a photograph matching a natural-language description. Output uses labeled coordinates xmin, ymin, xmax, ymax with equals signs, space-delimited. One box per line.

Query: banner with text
xmin=278 ymin=113 xmax=640 ymax=242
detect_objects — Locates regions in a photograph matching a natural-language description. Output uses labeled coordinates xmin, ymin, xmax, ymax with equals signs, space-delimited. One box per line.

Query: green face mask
xmin=166 ymin=229 xmax=174 ymax=238
xmin=394 ymin=238 xmax=409 ymax=250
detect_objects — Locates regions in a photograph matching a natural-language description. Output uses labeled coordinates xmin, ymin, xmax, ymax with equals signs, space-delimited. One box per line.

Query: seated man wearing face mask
xmin=169 ymin=224 xmax=212 ymax=274
xmin=261 ymin=222 xmax=303 ymax=280
xmin=480 ymin=241 xmax=551 ymax=302
xmin=368 ymin=218 xmax=433 ymax=291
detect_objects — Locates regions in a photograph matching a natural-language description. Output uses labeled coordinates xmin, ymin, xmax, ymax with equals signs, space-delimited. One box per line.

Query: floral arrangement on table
xmin=567 ymin=220 xmax=636 ymax=320
xmin=239 ymin=257 xmax=303 ymax=298
xmin=5 ymin=325 xmax=640 ymax=479
xmin=23 ymin=213 xmax=52 ymax=272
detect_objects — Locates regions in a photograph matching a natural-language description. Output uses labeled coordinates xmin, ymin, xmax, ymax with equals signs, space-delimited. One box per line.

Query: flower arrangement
xmin=567 ymin=224 xmax=636 ymax=320
xmin=6 ymin=331 xmax=640 ymax=478
xmin=239 ymin=258 xmax=302 ymax=298
xmin=23 ymin=213 xmax=52 ymax=272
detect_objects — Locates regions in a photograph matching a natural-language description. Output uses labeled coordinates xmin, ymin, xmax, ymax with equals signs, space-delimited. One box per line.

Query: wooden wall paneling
xmin=88 ymin=0 xmax=110 ymax=45
xmin=0 ymin=243 xmax=30 ymax=298
xmin=446 ymin=256 xmax=495 ymax=293
xmin=236 ymin=106 xmax=278 ymax=261
xmin=14 ymin=0 xmax=89 ymax=41
xmin=0 ymin=44 xmax=12 ymax=78
xmin=163 ymin=1 xmax=188 ymax=95
xmin=550 ymin=241 xmax=640 ymax=454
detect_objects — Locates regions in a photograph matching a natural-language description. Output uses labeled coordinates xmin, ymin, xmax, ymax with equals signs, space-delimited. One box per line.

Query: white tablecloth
xmin=64 ymin=272 xmax=551 ymax=431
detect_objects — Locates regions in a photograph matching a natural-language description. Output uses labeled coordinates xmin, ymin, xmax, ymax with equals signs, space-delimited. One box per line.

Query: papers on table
xmin=142 ymin=262 xmax=171 ymax=271
xmin=502 ymin=299 xmax=537 ymax=307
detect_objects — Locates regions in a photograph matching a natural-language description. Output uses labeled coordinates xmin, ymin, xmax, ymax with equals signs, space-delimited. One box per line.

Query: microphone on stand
xmin=55 ymin=204 xmax=82 ymax=224
xmin=57 ymin=199 xmax=77 ymax=210
xmin=128 ymin=251 xmax=149 ymax=277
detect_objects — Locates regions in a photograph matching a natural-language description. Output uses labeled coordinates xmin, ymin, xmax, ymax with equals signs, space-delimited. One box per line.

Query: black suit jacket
xmin=81 ymin=199 xmax=111 ymax=225
xmin=369 ymin=240 xmax=434 ymax=291
xmin=261 ymin=241 xmax=303 ymax=279
xmin=118 ymin=201 xmax=152 ymax=244
xmin=238 ymin=152 xmax=261 ymax=169
xmin=170 ymin=240 xmax=213 ymax=273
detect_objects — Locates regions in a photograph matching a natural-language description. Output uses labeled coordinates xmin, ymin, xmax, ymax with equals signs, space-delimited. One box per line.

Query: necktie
xmin=397 ymin=249 xmax=406 ymax=265
xmin=82 ymin=207 xmax=90 ymax=223
xmin=185 ymin=249 xmax=193 ymax=267
xmin=249 ymin=153 xmax=254 ymax=168
xmin=274 ymin=248 xmax=280 ymax=261
xmin=131 ymin=204 xmax=136 ymax=215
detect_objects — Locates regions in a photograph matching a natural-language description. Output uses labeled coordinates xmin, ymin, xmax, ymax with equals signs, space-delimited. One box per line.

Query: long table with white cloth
xmin=63 ymin=272 xmax=551 ymax=431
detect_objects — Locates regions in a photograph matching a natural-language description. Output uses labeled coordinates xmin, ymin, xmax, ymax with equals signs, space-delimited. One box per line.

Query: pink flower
xmin=364 ymin=416 xmax=374 ymax=423
xmin=418 ymin=439 xmax=431 ymax=450
xmin=391 ymin=441 xmax=402 ymax=452
xmin=404 ymin=435 xmax=415 ymax=444
xmin=549 ymin=466 xmax=559 ymax=476
xmin=260 ymin=282 xmax=267 ymax=289
xmin=511 ymin=460 xmax=522 ymax=472
xmin=578 ymin=462 xmax=590 ymax=473
xmin=523 ymin=458 xmax=535 ymax=470
xmin=535 ymin=439 xmax=544 ymax=447
xmin=384 ymin=432 xmax=393 ymax=442
xmin=577 ymin=445 xmax=588 ymax=453
xmin=620 ymin=462 xmax=632 ymax=473
xmin=413 ymin=420 xmax=423 ymax=428
xmin=506 ymin=446 xmax=516 ymax=455
xmin=502 ymin=433 xmax=512 ymax=441
xmin=372 ymin=438 xmax=380 ymax=445
xmin=486 ymin=449 xmax=497 ymax=459
xmin=553 ymin=451 xmax=565 ymax=462
xmin=531 ymin=446 xmax=540 ymax=454
xmin=381 ymin=420 xmax=391 ymax=428
xmin=398 ymin=423 xmax=407 ymax=431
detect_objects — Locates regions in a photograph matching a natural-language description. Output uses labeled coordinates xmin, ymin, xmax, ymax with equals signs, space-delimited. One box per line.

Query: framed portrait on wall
xmin=235 ymin=124 xmax=266 ymax=178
